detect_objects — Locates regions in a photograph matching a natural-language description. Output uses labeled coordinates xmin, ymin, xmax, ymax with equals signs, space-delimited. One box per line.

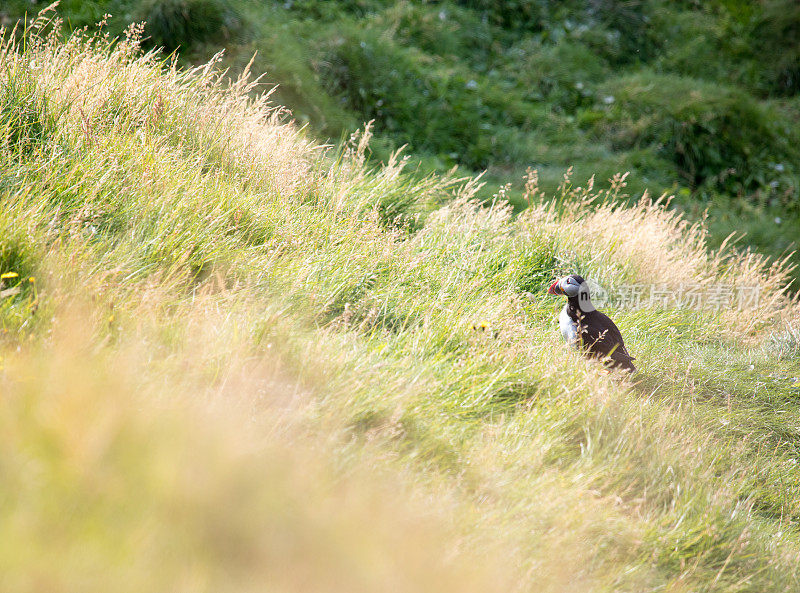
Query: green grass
xmin=4 ymin=0 xmax=800 ymax=279
xmin=2 ymin=19 xmax=800 ymax=593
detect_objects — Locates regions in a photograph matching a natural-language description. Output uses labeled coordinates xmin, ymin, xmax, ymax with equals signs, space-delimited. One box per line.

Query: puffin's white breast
xmin=559 ymin=305 xmax=579 ymax=348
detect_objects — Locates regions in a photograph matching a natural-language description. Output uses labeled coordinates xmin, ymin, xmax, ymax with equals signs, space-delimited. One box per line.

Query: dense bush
xmin=652 ymin=11 xmax=732 ymax=82
xmin=316 ymin=25 xmax=541 ymax=168
xmin=452 ymin=0 xmax=548 ymax=33
xmin=276 ymin=0 xmax=389 ymax=20
xmin=137 ymin=0 xmax=240 ymax=52
xmin=375 ymin=2 xmax=493 ymax=62
xmin=509 ymin=39 xmax=608 ymax=112
xmin=592 ymin=73 xmax=798 ymax=196
xmin=565 ymin=0 xmax=658 ymax=66
xmin=748 ymin=0 xmax=800 ymax=96
xmin=662 ymin=0 xmax=800 ymax=97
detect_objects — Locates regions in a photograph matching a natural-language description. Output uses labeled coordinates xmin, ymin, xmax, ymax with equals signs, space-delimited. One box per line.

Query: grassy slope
xmin=216 ymin=0 xmax=800 ymax=275
xmin=4 ymin=0 xmax=799 ymax=278
xmin=3 ymin=22 xmax=800 ymax=592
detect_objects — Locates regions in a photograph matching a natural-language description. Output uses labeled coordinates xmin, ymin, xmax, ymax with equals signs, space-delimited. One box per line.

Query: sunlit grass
xmin=1 ymin=14 xmax=800 ymax=592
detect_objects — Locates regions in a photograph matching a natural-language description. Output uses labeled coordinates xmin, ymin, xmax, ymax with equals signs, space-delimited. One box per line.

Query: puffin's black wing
xmin=580 ymin=310 xmax=636 ymax=371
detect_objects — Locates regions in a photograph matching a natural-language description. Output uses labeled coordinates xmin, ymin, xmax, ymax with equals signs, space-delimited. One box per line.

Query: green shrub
xmin=651 ymin=10 xmax=735 ymax=84
xmin=570 ymin=0 xmax=657 ymax=65
xmin=509 ymin=39 xmax=608 ymax=112
xmin=452 ymin=0 xmax=547 ymax=33
xmin=748 ymin=0 xmax=800 ymax=96
xmin=137 ymin=0 xmax=240 ymax=52
xmin=593 ymin=72 xmax=799 ymax=194
xmin=670 ymin=0 xmax=800 ymax=96
xmin=316 ymin=24 xmax=541 ymax=168
xmin=375 ymin=2 xmax=493 ymax=62
xmin=49 ymin=0 xmax=119 ymax=28
xmin=1 ymin=0 xmax=132 ymax=32
xmin=276 ymin=0 xmax=389 ymax=20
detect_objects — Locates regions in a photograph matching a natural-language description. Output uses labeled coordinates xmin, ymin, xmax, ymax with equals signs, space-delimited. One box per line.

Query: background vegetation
xmin=2 ymin=4 xmax=800 ymax=591
xmin=2 ymin=0 xmax=798 ymax=279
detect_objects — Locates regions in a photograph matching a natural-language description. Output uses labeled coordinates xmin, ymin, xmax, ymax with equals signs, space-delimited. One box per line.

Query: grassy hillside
xmin=3 ymin=15 xmax=800 ymax=592
xmin=2 ymin=0 xmax=799 ymax=280
xmin=4 ymin=0 xmax=798 ymax=278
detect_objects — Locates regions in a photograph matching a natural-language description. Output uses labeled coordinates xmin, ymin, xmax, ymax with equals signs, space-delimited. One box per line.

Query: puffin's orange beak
xmin=548 ymin=279 xmax=563 ymax=295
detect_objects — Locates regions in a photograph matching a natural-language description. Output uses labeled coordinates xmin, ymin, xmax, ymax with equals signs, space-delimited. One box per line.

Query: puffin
xmin=548 ymin=274 xmax=636 ymax=373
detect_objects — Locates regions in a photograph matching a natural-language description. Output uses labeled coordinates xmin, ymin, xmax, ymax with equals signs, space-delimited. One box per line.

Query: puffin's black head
xmin=547 ymin=274 xmax=586 ymax=297
xmin=548 ymin=274 xmax=596 ymax=312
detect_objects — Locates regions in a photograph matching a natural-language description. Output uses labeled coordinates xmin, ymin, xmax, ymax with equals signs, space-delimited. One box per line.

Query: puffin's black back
xmin=567 ymin=304 xmax=636 ymax=372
